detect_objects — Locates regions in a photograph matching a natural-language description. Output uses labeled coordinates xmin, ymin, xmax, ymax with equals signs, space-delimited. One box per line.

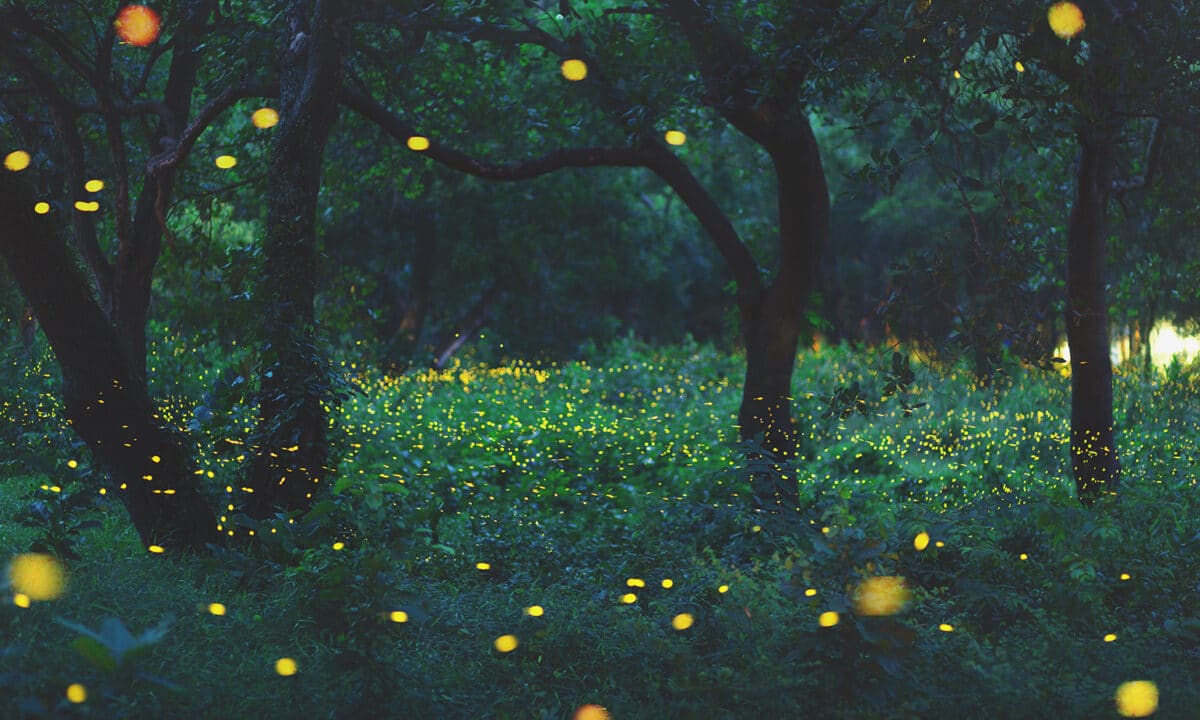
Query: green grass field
xmin=3 ymin=337 xmax=1199 ymax=718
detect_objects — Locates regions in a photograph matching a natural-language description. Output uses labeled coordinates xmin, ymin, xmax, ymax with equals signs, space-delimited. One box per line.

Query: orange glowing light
xmin=574 ymin=704 xmax=611 ymax=720
xmin=115 ymin=5 xmax=161 ymax=47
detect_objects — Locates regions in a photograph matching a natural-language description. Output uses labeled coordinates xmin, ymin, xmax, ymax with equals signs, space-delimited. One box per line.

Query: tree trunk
xmin=1065 ymin=134 xmax=1120 ymax=503
xmin=737 ymin=120 xmax=829 ymax=510
xmin=246 ymin=0 xmax=345 ymax=519
xmin=0 ymin=172 xmax=218 ymax=550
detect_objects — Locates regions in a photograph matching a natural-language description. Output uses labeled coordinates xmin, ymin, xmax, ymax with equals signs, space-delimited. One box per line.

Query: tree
xmin=0 ymin=170 xmax=219 ymax=550
xmin=0 ymin=0 xmax=233 ymax=548
xmin=338 ymin=0 xmax=910 ymax=509
xmin=244 ymin=0 xmax=349 ymax=518
xmin=902 ymin=0 xmax=1200 ymax=502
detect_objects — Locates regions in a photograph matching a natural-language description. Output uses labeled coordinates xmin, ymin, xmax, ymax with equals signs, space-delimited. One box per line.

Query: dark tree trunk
xmin=1066 ymin=134 xmax=1120 ymax=503
xmin=735 ymin=122 xmax=828 ymax=510
xmin=0 ymin=173 xmax=218 ymax=551
xmin=246 ymin=0 xmax=346 ymax=519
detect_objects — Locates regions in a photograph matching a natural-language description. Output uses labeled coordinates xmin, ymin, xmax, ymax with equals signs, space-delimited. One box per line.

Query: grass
xmin=2 ymin=335 xmax=1199 ymax=718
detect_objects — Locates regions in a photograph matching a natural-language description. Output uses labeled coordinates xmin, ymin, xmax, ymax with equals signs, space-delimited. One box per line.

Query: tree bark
xmin=1065 ymin=133 xmax=1121 ymax=503
xmin=246 ymin=0 xmax=346 ymax=519
xmin=0 ymin=172 xmax=219 ymax=551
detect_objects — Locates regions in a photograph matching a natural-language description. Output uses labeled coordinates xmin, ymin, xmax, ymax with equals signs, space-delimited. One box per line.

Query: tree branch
xmin=146 ymin=81 xmax=277 ymax=178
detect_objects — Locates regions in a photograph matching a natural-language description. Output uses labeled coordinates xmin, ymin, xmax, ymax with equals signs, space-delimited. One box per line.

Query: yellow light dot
xmin=150 ymin=455 xmax=161 ymax=463
xmin=1019 ymin=553 xmax=1028 ymax=561
xmin=34 ymin=201 xmax=50 ymax=214
xmin=805 ymin=588 xmax=817 ymax=597
xmin=74 ymin=200 xmax=99 ymax=212
xmin=752 ymin=525 xmax=763 ymax=533
xmin=524 ymin=605 xmax=544 ymax=617
xmin=208 ymin=603 xmax=226 ymax=616
xmin=818 ymin=611 xmax=839 ymax=627
xmin=5 ymin=150 xmax=31 ymax=172
xmin=718 ymin=584 xmax=729 ymax=593
xmin=14 ymin=593 xmax=31 ymax=608
xmin=1047 ymin=2 xmax=1086 ymax=39
xmin=661 ymin=578 xmax=674 ymax=589
xmin=494 ymin=634 xmax=518 ymax=652
xmin=664 ymin=130 xmax=686 ymax=146
xmin=1119 ymin=573 xmax=1131 ymax=581
xmin=855 ymin=576 xmax=910 ymax=616
xmin=66 ymin=683 xmax=87 ymax=704
xmin=84 ymin=179 xmax=104 ymax=192
xmin=147 ymin=545 xmax=164 ymax=553
xmin=1014 ymin=60 xmax=1026 ymax=73
xmin=671 ymin=613 xmax=694 ymax=630
xmin=275 ymin=657 xmax=298 ymax=676
xmin=476 ymin=562 xmax=491 ymax=570
xmin=67 ymin=460 xmax=78 ymax=469
xmin=1115 ymin=680 xmax=1158 ymax=717
xmin=939 ymin=623 xmax=954 ymax=632
xmin=914 ymin=531 xmax=930 ymax=551
xmin=626 ymin=577 xmax=645 ymax=587
xmin=214 ymin=155 xmax=237 ymax=169
xmin=332 ymin=542 xmax=345 ymax=551
xmin=619 ymin=593 xmax=637 ymax=604
xmin=1104 ymin=633 xmax=1117 ymax=642
xmin=406 ymin=136 xmax=430 ymax=151
xmin=821 ymin=526 xmax=830 ymax=534
xmin=8 ymin=553 xmax=66 ymax=600
xmin=573 ymin=704 xmax=610 ymax=720
xmin=389 ymin=610 xmax=409 ymax=623
xmin=953 ymin=69 xmax=962 ymax=79
xmin=252 ymin=107 xmax=280 ymax=129
xmin=935 ymin=541 xmax=945 ymax=548
xmin=560 ymin=58 xmax=588 ymax=81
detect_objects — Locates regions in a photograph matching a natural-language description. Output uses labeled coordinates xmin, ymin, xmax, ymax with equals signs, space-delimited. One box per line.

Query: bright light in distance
xmin=85 ymin=179 xmax=104 ymax=192
xmin=215 ymin=155 xmax=237 ymax=169
xmin=664 ymin=130 xmax=686 ymax=146
xmin=407 ymin=136 xmax=430 ymax=151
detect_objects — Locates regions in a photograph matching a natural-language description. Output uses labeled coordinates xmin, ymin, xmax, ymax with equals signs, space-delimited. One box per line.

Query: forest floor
xmin=2 ymin=339 xmax=1199 ymax=719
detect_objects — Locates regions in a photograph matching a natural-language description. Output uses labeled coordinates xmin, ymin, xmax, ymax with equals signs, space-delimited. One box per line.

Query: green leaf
xmin=72 ymin=636 xmax=117 ymax=672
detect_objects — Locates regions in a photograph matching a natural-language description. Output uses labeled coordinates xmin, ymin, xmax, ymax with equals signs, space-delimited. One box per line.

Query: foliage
xmin=3 ymin=340 xmax=1200 ymax=717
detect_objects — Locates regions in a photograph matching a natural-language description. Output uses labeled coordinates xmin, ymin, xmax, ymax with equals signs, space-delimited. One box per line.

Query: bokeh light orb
xmin=66 ymin=683 xmax=87 ymax=704
xmin=4 ymin=150 xmax=31 ymax=172
xmin=574 ymin=704 xmax=611 ymax=720
xmin=407 ymin=136 xmax=430 ymax=151
xmin=34 ymin=202 xmax=50 ymax=215
xmin=1115 ymin=681 xmax=1158 ymax=717
xmin=494 ymin=634 xmax=518 ymax=652
xmin=1048 ymin=2 xmax=1086 ymax=40
xmin=251 ymin=107 xmax=279 ymax=129
xmin=215 ymin=155 xmax=237 ymax=169
xmin=664 ymin=130 xmax=687 ymax=146
xmin=855 ymin=576 xmax=910 ymax=616
xmin=85 ymin=179 xmax=104 ymax=192
xmin=275 ymin=657 xmax=298 ymax=676
xmin=115 ymin=5 xmax=161 ymax=47
xmin=8 ymin=553 xmax=66 ymax=601
xmin=561 ymin=59 xmax=588 ymax=81
xmin=672 ymin=613 xmax=694 ymax=630
xmin=818 ymin=611 xmax=839 ymax=627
